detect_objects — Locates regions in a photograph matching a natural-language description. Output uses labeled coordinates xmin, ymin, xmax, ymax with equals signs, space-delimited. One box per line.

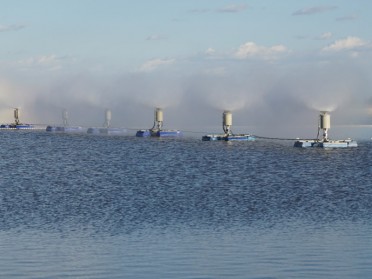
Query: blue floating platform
xmin=136 ymin=129 xmax=151 ymax=137
xmin=202 ymin=134 xmax=255 ymax=141
xmin=152 ymin=130 xmax=182 ymax=137
xmin=202 ymin=134 xmax=224 ymax=141
xmin=225 ymin=134 xmax=255 ymax=141
xmin=136 ymin=129 xmax=182 ymax=137
xmin=46 ymin=126 xmax=83 ymax=133
xmin=294 ymin=139 xmax=358 ymax=148
xmin=46 ymin=126 xmax=60 ymax=132
xmin=87 ymin=127 xmax=127 ymax=135
xmin=1 ymin=124 xmax=35 ymax=130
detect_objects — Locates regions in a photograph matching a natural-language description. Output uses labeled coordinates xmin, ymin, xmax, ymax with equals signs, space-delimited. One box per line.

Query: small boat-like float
xmin=87 ymin=109 xmax=127 ymax=135
xmin=202 ymin=111 xmax=255 ymax=141
xmin=0 ymin=108 xmax=37 ymax=130
xmin=294 ymin=111 xmax=357 ymax=148
xmin=46 ymin=109 xmax=83 ymax=133
xmin=136 ymin=108 xmax=182 ymax=137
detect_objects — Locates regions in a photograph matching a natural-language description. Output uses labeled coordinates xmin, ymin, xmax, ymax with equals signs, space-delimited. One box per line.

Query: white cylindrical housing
xmin=103 ymin=109 xmax=112 ymax=128
xmin=105 ymin=109 xmax=112 ymax=122
xmin=62 ymin=109 xmax=69 ymax=126
xmin=62 ymin=109 xmax=68 ymax=121
xmin=155 ymin=108 xmax=163 ymax=122
xmin=320 ymin=112 xmax=331 ymax=129
xmin=223 ymin=111 xmax=232 ymax=126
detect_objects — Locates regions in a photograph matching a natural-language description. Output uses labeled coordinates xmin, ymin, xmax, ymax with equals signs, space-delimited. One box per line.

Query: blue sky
xmin=1 ymin=1 xmax=371 ymax=138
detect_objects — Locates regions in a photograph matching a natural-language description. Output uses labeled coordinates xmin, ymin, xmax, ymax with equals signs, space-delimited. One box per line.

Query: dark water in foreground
xmin=0 ymin=131 xmax=371 ymax=278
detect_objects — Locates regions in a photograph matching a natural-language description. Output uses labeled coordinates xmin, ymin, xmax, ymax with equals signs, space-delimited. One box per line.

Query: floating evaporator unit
xmin=87 ymin=109 xmax=127 ymax=135
xmin=136 ymin=108 xmax=182 ymax=137
xmin=294 ymin=111 xmax=357 ymax=148
xmin=46 ymin=109 xmax=83 ymax=133
xmin=202 ymin=111 xmax=255 ymax=141
xmin=0 ymin=108 xmax=36 ymax=130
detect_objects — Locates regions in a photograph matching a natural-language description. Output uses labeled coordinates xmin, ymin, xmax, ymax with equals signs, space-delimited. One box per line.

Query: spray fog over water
xmin=1 ymin=54 xmax=371 ymax=138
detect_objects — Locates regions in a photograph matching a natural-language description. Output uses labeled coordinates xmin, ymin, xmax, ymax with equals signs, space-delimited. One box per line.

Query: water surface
xmin=0 ymin=131 xmax=371 ymax=278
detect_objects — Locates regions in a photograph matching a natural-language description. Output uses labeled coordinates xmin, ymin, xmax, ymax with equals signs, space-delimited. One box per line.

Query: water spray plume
xmin=204 ymin=90 xmax=249 ymax=112
xmin=368 ymin=107 xmax=372 ymax=116
xmin=308 ymin=102 xmax=338 ymax=113
xmin=208 ymin=98 xmax=247 ymax=112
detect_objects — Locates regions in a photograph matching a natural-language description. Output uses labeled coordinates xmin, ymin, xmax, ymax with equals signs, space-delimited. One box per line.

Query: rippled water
xmin=0 ymin=131 xmax=371 ymax=278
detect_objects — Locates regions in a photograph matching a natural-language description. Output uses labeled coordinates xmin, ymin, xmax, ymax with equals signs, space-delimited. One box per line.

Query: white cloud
xmin=138 ymin=58 xmax=175 ymax=72
xmin=217 ymin=4 xmax=248 ymax=13
xmin=292 ymin=6 xmax=337 ymax=16
xmin=146 ymin=34 xmax=167 ymax=41
xmin=336 ymin=14 xmax=357 ymax=22
xmin=205 ymin=48 xmax=216 ymax=55
xmin=322 ymin=36 xmax=367 ymax=52
xmin=189 ymin=8 xmax=211 ymax=14
xmin=190 ymin=4 xmax=247 ymax=14
xmin=0 ymin=24 xmax=25 ymax=32
xmin=319 ymin=32 xmax=332 ymax=40
xmin=17 ymin=54 xmax=64 ymax=71
xmin=235 ymin=42 xmax=288 ymax=60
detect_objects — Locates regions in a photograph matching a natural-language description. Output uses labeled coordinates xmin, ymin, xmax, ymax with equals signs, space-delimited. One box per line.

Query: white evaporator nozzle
xmin=223 ymin=110 xmax=232 ymax=135
xmin=62 ymin=109 xmax=69 ymax=126
xmin=104 ymin=109 xmax=112 ymax=128
xmin=320 ymin=111 xmax=331 ymax=141
xmin=154 ymin=108 xmax=163 ymax=130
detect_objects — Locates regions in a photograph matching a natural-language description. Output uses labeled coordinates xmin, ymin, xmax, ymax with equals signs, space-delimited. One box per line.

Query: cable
xmin=180 ymin=130 xmax=208 ymax=134
xmin=252 ymin=135 xmax=305 ymax=141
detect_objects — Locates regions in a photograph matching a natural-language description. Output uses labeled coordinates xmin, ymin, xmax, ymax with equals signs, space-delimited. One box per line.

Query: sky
xmin=1 ymin=0 xmax=372 ymax=138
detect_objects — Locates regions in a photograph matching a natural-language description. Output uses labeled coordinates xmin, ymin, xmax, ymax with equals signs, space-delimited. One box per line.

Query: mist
xmin=1 ymin=53 xmax=371 ymax=139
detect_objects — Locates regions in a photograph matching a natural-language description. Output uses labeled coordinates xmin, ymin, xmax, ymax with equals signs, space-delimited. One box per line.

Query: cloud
xmin=18 ymin=55 xmax=61 ymax=70
xmin=189 ymin=4 xmax=247 ymax=14
xmin=188 ymin=8 xmax=211 ymax=14
xmin=0 ymin=24 xmax=25 ymax=32
xmin=146 ymin=34 xmax=167 ymax=41
xmin=294 ymin=35 xmax=307 ymax=40
xmin=322 ymin=36 xmax=367 ymax=52
xmin=316 ymin=32 xmax=332 ymax=40
xmin=336 ymin=14 xmax=357 ymax=21
xmin=16 ymin=54 xmax=74 ymax=71
xmin=138 ymin=58 xmax=175 ymax=72
xmin=234 ymin=42 xmax=288 ymax=60
xmin=292 ymin=6 xmax=337 ymax=16
xmin=217 ymin=4 xmax=248 ymax=13
xmin=205 ymin=48 xmax=216 ymax=55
